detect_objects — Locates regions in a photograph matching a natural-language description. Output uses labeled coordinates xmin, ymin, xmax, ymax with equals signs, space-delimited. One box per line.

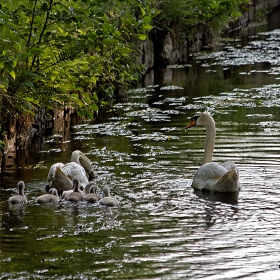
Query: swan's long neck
xmin=203 ymin=121 xmax=216 ymax=164
xmin=71 ymin=151 xmax=93 ymax=173
xmin=71 ymin=151 xmax=81 ymax=163
xmin=18 ymin=182 xmax=25 ymax=196
xmin=73 ymin=179 xmax=81 ymax=192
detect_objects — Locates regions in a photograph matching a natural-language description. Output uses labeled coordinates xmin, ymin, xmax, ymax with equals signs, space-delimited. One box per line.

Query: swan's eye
xmin=193 ymin=115 xmax=200 ymax=122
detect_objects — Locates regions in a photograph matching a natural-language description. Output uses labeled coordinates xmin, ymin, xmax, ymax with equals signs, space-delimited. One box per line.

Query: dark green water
xmin=1 ymin=11 xmax=280 ymax=280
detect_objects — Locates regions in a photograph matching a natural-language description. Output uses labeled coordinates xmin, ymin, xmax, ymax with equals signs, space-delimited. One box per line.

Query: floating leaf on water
xmin=161 ymin=110 xmax=180 ymax=115
xmin=160 ymin=85 xmax=184 ymax=91
xmin=126 ymin=86 xmax=158 ymax=94
xmin=246 ymin=114 xmax=274 ymax=118
xmin=167 ymin=64 xmax=192 ymax=69
xmin=205 ymin=69 xmax=217 ymax=73
xmin=146 ymin=84 xmax=160 ymax=89
xmin=164 ymin=97 xmax=186 ymax=103
xmin=259 ymin=121 xmax=280 ymax=128
xmin=73 ymin=136 xmax=94 ymax=141
xmin=153 ymin=101 xmax=164 ymax=105
xmin=160 ymin=127 xmax=178 ymax=132
xmin=38 ymin=149 xmax=61 ymax=153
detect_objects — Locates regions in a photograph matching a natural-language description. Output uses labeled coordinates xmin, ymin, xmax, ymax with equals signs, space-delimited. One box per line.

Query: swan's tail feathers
xmin=215 ymin=168 xmax=240 ymax=192
xmin=52 ymin=166 xmax=73 ymax=192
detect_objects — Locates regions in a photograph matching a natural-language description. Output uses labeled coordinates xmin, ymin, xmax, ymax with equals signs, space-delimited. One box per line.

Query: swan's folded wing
xmin=214 ymin=167 xmax=240 ymax=192
xmin=192 ymin=162 xmax=240 ymax=192
xmin=62 ymin=162 xmax=89 ymax=187
xmin=220 ymin=161 xmax=239 ymax=176
xmin=194 ymin=162 xmax=227 ymax=180
xmin=52 ymin=166 xmax=73 ymax=191
xmin=46 ymin=163 xmax=64 ymax=182
xmin=192 ymin=162 xmax=227 ymax=190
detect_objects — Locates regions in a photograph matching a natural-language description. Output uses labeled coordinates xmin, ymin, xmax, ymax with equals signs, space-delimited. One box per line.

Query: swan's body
xmin=99 ymin=186 xmax=119 ymax=207
xmin=65 ymin=178 xmax=84 ymax=202
xmin=8 ymin=181 xmax=28 ymax=205
xmin=185 ymin=112 xmax=240 ymax=192
xmin=84 ymin=185 xmax=101 ymax=203
xmin=45 ymin=161 xmax=89 ymax=193
xmin=36 ymin=188 xmax=59 ymax=204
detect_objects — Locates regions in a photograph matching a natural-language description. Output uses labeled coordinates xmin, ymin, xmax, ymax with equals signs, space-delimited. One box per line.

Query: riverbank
xmin=144 ymin=0 xmax=280 ymax=68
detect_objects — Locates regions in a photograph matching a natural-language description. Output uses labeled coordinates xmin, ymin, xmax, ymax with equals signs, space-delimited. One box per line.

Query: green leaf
xmin=0 ymin=77 xmax=8 ymax=87
xmin=21 ymin=81 xmax=34 ymax=87
xmin=102 ymin=38 xmax=118 ymax=44
xmin=13 ymin=59 xmax=18 ymax=67
xmin=89 ymin=102 xmax=98 ymax=111
xmin=139 ymin=6 xmax=146 ymax=16
xmin=9 ymin=70 xmax=16 ymax=80
xmin=142 ymin=16 xmax=152 ymax=23
xmin=137 ymin=34 xmax=147 ymax=40
xmin=4 ymin=62 xmax=13 ymax=72
xmin=30 ymin=48 xmax=44 ymax=54
xmin=143 ymin=24 xmax=153 ymax=31
xmin=14 ymin=42 xmax=22 ymax=52
xmin=19 ymin=52 xmax=34 ymax=59
xmin=93 ymin=92 xmax=98 ymax=101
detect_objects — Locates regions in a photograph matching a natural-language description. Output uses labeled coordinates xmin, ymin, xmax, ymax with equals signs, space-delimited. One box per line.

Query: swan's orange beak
xmin=185 ymin=119 xmax=196 ymax=130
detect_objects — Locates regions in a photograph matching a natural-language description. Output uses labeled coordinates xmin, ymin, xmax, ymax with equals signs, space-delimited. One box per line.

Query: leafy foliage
xmin=0 ymin=0 xmax=249 ymax=137
xmin=154 ymin=0 xmax=249 ymax=41
xmin=0 ymin=0 xmax=156 ymax=119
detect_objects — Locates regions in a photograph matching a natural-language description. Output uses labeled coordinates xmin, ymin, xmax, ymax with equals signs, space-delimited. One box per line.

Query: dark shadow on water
xmin=193 ymin=188 xmax=239 ymax=205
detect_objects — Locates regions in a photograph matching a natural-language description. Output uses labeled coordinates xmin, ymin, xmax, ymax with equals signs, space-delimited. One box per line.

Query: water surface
xmin=1 ymin=12 xmax=280 ymax=280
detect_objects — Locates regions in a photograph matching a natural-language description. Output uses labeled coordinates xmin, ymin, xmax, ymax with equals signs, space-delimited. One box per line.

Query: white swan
xmin=45 ymin=150 xmax=93 ymax=193
xmin=8 ymin=181 xmax=28 ymax=205
xmin=45 ymin=162 xmax=89 ymax=193
xmin=99 ymin=186 xmax=119 ymax=207
xmin=185 ymin=112 xmax=241 ymax=192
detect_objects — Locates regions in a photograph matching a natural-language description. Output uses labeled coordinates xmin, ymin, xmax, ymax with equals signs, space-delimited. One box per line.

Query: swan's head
xmin=72 ymin=177 xmax=80 ymax=187
xmin=18 ymin=181 xmax=25 ymax=190
xmin=185 ymin=112 xmax=215 ymax=130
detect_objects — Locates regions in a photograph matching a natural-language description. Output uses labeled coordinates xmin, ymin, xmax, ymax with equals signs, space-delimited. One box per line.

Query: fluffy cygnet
xmin=99 ymin=186 xmax=119 ymax=207
xmin=36 ymin=188 xmax=59 ymax=204
xmin=83 ymin=181 xmax=97 ymax=195
xmin=8 ymin=181 xmax=28 ymax=205
xmin=65 ymin=178 xmax=84 ymax=202
xmin=84 ymin=185 xmax=101 ymax=203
